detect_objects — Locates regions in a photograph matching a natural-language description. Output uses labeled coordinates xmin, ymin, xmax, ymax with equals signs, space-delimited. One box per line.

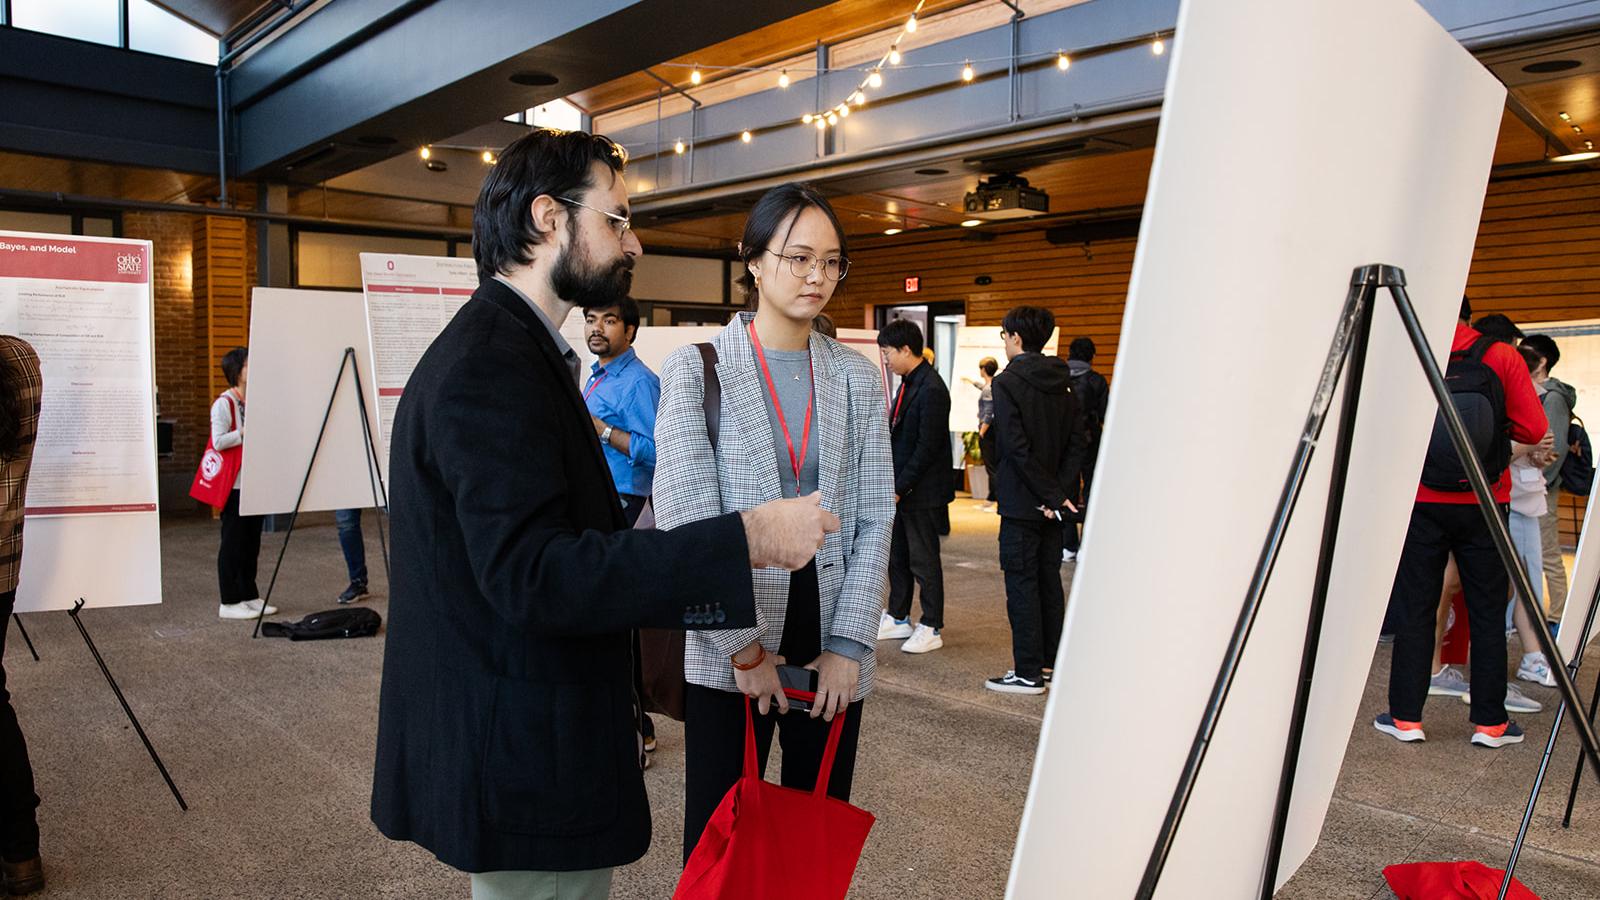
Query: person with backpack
xmin=1065 ymin=337 xmax=1108 ymax=562
xmin=1522 ymin=333 xmax=1578 ymax=628
xmin=1376 ymin=297 xmax=1548 ymax=749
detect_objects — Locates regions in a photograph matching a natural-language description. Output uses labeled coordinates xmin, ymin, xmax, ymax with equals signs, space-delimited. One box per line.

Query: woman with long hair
xmin=0 ymin=335 xmax=44 ymax=894
xmin=653 ymin=183 xmax=894 ymax=861
xmin=211 ymin=348 xmax=275 ymax=621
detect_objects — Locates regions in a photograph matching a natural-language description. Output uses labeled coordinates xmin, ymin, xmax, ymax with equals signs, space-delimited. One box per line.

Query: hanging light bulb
xmin=868 ymin=69 xmax=883 ymax=89
xmin=690 ymin=66 xmax=702 ymax=85
xmin=889 ymin=48 xmax=902 ymax=65
xmin=741 ymin=130 xmax=752 ymax=143
xmin=906 ymin=14 xmax=917 ymax=33
xmin=778 ymin=70 xmax=791 ymax=89
xmin=961 ymin=61 xmax=975 ymax=83
xmin=815 ymin=117 xmax=827 ymax=131
xmin=674 ymin=140 xmax=685 ymax=155
xmin=1152 ymin=38 xmax=1165 ymax=56
xmin=802 ymin=112 xmax=814 ymax=124
xmin=838 ymin=104 xmax=849 ymax=118
xmin=481 ymin=150 xmax=495 ymax=164
xmin=419 ymin=146 xmax=431 ymax=160
xmin=852 ymin=91 xmax=866 ymax=107
xmin=1057 ymin=52 xmax=1070 ymax=71
xmin=826 ymin=112 xmax=838 ymax=126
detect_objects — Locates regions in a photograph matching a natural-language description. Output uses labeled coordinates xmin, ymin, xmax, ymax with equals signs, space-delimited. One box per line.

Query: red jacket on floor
xmin=1416 ymin=322 xmax=1548 ymax=506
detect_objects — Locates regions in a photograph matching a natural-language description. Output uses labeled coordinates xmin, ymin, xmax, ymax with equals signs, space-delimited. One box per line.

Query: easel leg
xmin=12 ymin=615 xmax=37 ymax=662
xmin=252 ymin=350 xmax=354 ymax=638
xmin=1562 ymin=662 xmax=1600 ymax=828
xmin=68 ymin=600 xmax=186 ymax=811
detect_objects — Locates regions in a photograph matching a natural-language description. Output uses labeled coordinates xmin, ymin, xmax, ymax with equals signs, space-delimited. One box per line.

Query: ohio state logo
xmin=116 ymin=252 xmax=143 ymax=275
xmin=200 ymin=448 xmax=223 ymax=479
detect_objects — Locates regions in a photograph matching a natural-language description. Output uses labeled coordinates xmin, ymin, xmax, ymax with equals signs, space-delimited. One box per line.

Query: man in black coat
xmin=876 ymin=320 xmax=953 ymax=654
xmin=1064 ymin=336 xmax=1109 ymax=561
xmin=986 ymin=306 xmax=1086 ymax=696
xmin=371 ymin=129 xmax=839 ymax=898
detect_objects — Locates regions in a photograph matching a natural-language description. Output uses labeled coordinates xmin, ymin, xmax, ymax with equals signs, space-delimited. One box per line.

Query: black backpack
xmin=1562 ymin=416 xmax=1595 ymax=496
xmin=260 ymin=607 xmax=381 ymax=641
xmin=1420 ymin=336 xmax=1509 ymax=492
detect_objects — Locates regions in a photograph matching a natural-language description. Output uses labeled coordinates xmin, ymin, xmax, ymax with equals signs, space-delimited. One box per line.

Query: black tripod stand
xmin=1135 ymin=265 xmax=1600 ymax=900
xmin=251 ymin=347 xmax=391 ymax=638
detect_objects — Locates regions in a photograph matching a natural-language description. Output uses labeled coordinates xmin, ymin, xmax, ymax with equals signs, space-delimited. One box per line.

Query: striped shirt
xmin=0 ymin=337 xmax=42 ymax=593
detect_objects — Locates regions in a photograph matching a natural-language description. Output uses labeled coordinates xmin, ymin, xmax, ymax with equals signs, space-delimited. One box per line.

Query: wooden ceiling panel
xmin=0 ymin=151 xmax=222 ymax=205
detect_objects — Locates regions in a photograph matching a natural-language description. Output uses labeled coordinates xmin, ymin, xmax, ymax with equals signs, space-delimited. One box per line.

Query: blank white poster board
xmin=1557 ymin=469 xmax=1600 ymax=660
xmin=948 ymin=325 xmax=1059 ymax=433
xmin=239 ymin=289 xmax=384 ymax=516
xmin=1008 ymin=1 xmax=1505 ymax=897
xmin=0 ymin=232 xmax=161 ymax=611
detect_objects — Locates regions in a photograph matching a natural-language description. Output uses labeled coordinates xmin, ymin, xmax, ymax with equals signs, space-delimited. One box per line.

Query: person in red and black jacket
xmin=1377 ymin=297 xmax=1549 ymax=750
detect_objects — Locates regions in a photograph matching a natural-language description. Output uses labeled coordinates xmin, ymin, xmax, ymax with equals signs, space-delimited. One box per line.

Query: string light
xmin=690 ymin=66 xmax=702 ymax=85
xmin=778 ymin=70 xmax=790 ymax=89
xmin=419 ymin=146 xmax=431 ymax=160
xmin=852 ymin=91 xmax=866 ymax=107
xmin=815 ymin=117 xmax=827 ymax=130
xmin=1057 ymin=52 xmax=1070 ymax=70
xmin=1152 ymin=38 xmax=1165 ymax=55
xmin=838 ymin=104 xmax=850 ymax=117
xmin=802 ymin=113 xmax=814 ymax=124
xmin=889 ymin=49 xmax=902 ymax=65
xmin=826 ymin=111 xmax=838 ymax=125
xmin=481 ymin=151 xmax=495 ymax=164
xmin=868 ymin=69 xmax=884 ymax=89
xmin=906 ymin=14 xmax=917 ymax=32
xmin=961 ymin=61 xmax=975 ymax=82
xmin=741 ymin=130 xmax=752 ymax=143
xmin=674 ymin=140 xmax=686 ymax=154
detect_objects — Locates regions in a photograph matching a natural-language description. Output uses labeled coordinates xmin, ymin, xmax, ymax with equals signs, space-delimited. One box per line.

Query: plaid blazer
xmin=0 ymin=337 xmax=41 ymax=593
xmin=654 ymin=312 xmax=895 ymax=698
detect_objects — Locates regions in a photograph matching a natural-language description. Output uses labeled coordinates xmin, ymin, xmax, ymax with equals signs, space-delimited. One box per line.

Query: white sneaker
xmin=902 ymin=624 xmax=943 ymax=654
xmin=219 ymin=603 xmax=257 ymax=620
xmin=1517 ymin=655 xmax=1558 ymax=688
xmin=1062 ymin=549 xmax=1077 ymax=562
xmin=877 ymin=611 xmax=913 ymax=641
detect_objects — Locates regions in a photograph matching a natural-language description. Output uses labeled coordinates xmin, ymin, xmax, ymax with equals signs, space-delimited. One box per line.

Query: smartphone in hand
xmin=776 ymin=664 xmax=818 ymax=712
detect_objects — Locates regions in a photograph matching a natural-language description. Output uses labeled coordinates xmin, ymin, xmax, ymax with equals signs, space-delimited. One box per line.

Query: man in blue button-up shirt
xmin=583 ymin=295 xmax=660 ymax=526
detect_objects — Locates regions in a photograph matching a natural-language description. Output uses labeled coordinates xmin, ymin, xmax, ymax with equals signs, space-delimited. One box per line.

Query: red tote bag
xmin=1383 ymin=861 xmax=1539 ymax=899
xmin=674 ymin=690 xmax=875 ymax=900
xmin=189 ymin=394 xmax=242 ymax=509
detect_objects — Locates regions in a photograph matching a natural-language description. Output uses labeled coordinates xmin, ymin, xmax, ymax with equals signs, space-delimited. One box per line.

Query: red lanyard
xmin=891 ymin=382 xmax=906 ymax=424
xmin=583 ymin=371 xmax=607 ymax=400
xmin=748 ymin=319 xmax=814 ymax=486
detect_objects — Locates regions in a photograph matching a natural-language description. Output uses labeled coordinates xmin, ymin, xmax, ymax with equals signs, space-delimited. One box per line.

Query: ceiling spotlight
xmin=674 ymin=140 xmax=685 ymax=155
xmin=1551 ymin=150 xmax=1600 ymax=163
xmin=690 ymin=66 xmax=702 ymax=86
xmin=1152 ymin=38 xmax=1165 ymax=56
xmin=884 ymin=228 xmax=903 ymax=235
xmin=889 ymin=48 xmax=902 ymax=66
xmin=1057 ymin=52 xmax=1070 ymax=71
xmin=741 ymin=130 xmax=752 ymax=143
xmin=1559 ymin=111 xmax=1572 ymax=121
xmin=481 ymin=151 xmax=495 ymax=164
xmin=1588 ymin=140 xmax=1596 ymax=150
xmin=961 ymin=219 xmax=981 ymax=227
xmin=1576 ymin=125 xmax=1586 ymax=133
xmin=868 ymin=69 xmax=884 ymax=89
xmin=778 ymin=70 xmax=791 ymax=89
xmin=419 ymin=146 xmax=431 ymax=160
xmin=803 ymin=113 xmax=814 ymax=124
xmin=961 ymin=62 xmax=975 ymax=82
xmin=906 ymin=14 xmax=917 ymax=33
xmin=424 ymin=159 xmax=447 ymax=173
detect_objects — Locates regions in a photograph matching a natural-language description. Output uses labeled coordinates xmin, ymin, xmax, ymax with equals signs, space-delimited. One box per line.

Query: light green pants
xmin=470 ymin=868 xmax=613 ymax=900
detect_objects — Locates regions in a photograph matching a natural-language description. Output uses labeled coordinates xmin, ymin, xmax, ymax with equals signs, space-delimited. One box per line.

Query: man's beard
xmin=587 ymin=333 xmax=613 ymax=356
xmin=552 ymin=240 xmax=634 ymax=309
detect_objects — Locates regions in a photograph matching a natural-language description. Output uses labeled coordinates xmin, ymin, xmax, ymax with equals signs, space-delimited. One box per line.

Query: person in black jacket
xmin=987 ymin=306 xmax=1086 ymax=695
xmin=370 ymin=129 xmax=840 ymax=900
xmin=1065 ymin=336 xmax=1109 ymax=561
xmin=876 ymin=319 xmax=953 ymax=655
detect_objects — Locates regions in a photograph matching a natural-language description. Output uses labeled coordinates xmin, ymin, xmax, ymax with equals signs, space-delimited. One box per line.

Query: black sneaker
xmin=1472 ymin=720 xmax=1526 ymax=749
xmin=985 ymin=671 xmax=1045 ymax=695
xmin=1041 ymin=668 xmax=1054 ymax=684
xmin=337 ymin=581 xmax=370 ymax=604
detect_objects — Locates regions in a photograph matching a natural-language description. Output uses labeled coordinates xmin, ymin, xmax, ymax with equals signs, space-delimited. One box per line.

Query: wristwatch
xmin=600 ymin=424 xmax=614 ymax=445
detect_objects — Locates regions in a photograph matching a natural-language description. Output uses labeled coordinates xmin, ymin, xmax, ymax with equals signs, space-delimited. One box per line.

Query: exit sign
xmin=904 ymin=276 xmax=920 ymax=293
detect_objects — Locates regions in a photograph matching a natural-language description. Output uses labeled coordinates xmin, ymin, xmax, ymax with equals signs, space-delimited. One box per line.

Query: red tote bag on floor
xmin=1383 ymin=861 xmax=1539 ymax=899
xmin=674 ymin=690 xmax=875 ymax=900
xmin=189 ymin=394 xmax=241 ymax=509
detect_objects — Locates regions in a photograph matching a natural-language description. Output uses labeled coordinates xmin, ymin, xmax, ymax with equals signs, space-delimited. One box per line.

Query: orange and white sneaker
xmin=1472 ymin=720 xmax=1526 ymax=749
xmin=1374 ymin=713 xmax=1426 ymax=742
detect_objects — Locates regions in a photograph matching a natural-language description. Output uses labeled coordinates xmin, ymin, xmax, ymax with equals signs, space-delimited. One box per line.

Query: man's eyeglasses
xmin=765 ymin=249 xmax=849 ymax=282
xmin=556 ymin=196 xmax=632 ymax=235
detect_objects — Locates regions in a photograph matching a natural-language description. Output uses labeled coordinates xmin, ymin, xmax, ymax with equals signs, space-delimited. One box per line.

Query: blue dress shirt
xmin=583 ymin=347 xmax=660 ymax=499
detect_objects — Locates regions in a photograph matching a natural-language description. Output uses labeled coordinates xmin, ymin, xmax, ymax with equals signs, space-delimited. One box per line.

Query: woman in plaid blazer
xmin=655 ymin=184 xmax=895 ymax=862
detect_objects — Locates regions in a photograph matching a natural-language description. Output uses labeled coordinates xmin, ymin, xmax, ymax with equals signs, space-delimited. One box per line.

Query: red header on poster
xmin=441 ymin=287 xmax=474 ymax=296
xmin=904 ymin=276 xmax=920 ymax=293
xmin=25 ymin=503 xmax=158 ymax=516
xmin=366 ymin=284 xmax=440 ymax=295
xmin=0 ymin=237 xmax=149 ymax=285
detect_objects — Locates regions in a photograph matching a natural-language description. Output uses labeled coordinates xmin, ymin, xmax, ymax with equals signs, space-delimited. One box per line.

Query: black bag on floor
xmin=261 ymin=607 xmax=381 ymax=641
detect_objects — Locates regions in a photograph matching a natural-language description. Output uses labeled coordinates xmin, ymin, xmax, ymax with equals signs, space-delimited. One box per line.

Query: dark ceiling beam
xmin=230 ymin=0 xmax=833 ymax=181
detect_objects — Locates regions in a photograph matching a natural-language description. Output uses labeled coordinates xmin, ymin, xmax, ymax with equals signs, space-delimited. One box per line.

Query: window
xmin=296 ymin=232 xmax=450 ymax=289
xmin=530 ymin=100 xmax=584 ymax=132
xmin=10 ymin=0 xmax=120 ymax=47
xmin=129 ymin=1 xmax=218 ymax=65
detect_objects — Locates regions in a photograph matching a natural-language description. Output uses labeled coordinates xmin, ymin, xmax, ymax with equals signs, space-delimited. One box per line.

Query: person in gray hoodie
xmin=986 ymin=306 xmax=1087 ymax=694
xmin=1522 ymin=333 xmax=1577 ymax=625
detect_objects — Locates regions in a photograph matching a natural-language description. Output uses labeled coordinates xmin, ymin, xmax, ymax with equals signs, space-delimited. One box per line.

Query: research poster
xmin=0 ymin=231 xmax=161 ymax=611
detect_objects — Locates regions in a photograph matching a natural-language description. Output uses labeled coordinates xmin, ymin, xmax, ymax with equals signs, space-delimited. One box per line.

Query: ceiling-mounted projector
xmin=963 ymin=174 xmax=1048 ymax=220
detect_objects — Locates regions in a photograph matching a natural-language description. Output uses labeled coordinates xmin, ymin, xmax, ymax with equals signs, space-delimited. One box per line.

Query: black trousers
xmin=979 ymin=430 xmax=998 ymax=502
xmin=999 ymin=517 xmax=1066 ymax=681
xmin=888 ymin=506 xmax=945 ymax=629
xmin=0 ymin=593 xmax=38 ymax=863
xmin=683 ymin=563 xmax=863 ymax=862
xmin=1389 ymin=501 xmax=1509 ymax=726
xmin=218 ymin=489 xmax=263 ymax=605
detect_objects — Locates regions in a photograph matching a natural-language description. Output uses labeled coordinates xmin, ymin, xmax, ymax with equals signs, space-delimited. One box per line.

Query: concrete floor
xmin=3 ymin=502 xmax=1599 ymax=898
